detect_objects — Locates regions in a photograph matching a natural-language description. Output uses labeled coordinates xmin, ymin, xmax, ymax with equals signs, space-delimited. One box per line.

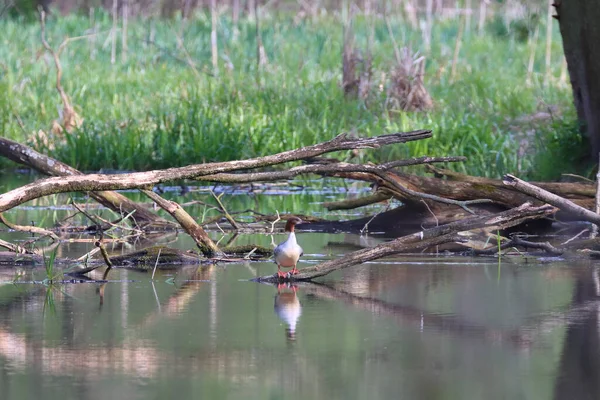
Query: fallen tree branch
xmin=503 ymin=174 xmax=600 ymax=226
xmin=254 ymin=203 xmax=554 ymax=283
xmin=142 ymin=189 xmax=223 ymax=257
xmin=369 ymin=169 xmax=492 ymax=213
xmin=198 ymin=161 xmax=492 ymax=213
xmin=0 ymin=130 xmax=431 ymax=213
xmin=511 ymin=237 xmax=563 ymax=254
xmin=0 ymin=137 xmax=166 ymax=225
xmin=210 ymin=191 xmax=241 ymax=230
xmin=0 ymin=239 xmax=33 ymax=254
xmin=0 ymin=213 xmax=60 ymax=241
xmin=196 ymin=157 xmax=463 ymax=184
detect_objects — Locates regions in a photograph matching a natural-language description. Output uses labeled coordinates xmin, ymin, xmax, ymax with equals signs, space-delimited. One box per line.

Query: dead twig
xmin=39 ymin=8 xmax=83 ymax=135
xmin=562 ymin=228 xmax=590 ymax=245
xmin=70 ymin=201 xmax=103 ymax=232
xmin=210 ymin=191 xmax=241 ymax=230
xmin=151 ymin=248 xmax=162 ymax=280
xmin=270 ymin=210 xmax=281 ymax=234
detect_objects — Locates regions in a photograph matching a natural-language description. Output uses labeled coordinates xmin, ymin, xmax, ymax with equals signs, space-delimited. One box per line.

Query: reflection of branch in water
xmin=0 ymin=327 xmax=161 ymax=377
xmin=0 ymin=279 xmax=320 ymax=390
xmin=301 ymin=282 xmax=596 ymax=348
xmin=553 ymin=268 xmax=600 ymax=400
xmin=136 ymin=265 xmax=214 ymax=328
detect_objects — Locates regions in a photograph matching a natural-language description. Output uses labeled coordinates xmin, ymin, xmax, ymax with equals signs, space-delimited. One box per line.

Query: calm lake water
xmin=0 ymin=177 xmax=599 ymax=399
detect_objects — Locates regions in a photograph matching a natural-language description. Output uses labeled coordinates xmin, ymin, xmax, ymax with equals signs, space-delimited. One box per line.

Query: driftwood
xmin=254 ymin=203 xmax=555 ymax=283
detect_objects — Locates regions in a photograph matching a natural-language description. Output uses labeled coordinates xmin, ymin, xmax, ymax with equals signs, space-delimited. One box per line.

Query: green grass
xmin=42 ymin=246 xmax=61 ymax=284
xmin=0 ymin=9 xmax=584 ymax=179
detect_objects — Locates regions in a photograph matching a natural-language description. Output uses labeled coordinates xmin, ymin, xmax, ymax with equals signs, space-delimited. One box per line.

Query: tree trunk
xmin=556 ymin=2 xmax=600 ymax=160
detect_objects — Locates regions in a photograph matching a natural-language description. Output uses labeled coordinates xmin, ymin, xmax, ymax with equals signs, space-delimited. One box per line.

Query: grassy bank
xmin=0 ymin=8 xmax=583 ymax=179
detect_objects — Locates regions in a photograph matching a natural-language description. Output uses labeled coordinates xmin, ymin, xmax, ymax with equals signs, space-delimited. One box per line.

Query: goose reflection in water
xmin=274 ymin=284 xmax=302 ymax=341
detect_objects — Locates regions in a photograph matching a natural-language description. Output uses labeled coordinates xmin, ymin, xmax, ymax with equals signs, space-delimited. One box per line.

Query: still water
xmin=0 ymin=245 xmax=598 ymax=399
xmin=0 ymin=178 xmax=598 ymax=399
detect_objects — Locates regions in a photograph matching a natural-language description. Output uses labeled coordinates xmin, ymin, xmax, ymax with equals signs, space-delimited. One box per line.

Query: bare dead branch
xmin=142 ymin=189 xmax=223 ymax=257
xmin=503 ymin=174 xmax=600 ymax=226
xmin=469 ymin=236 xmax=563 ymax=256
xmin=96 ymin=239 xmax=113 ymax=269
xmin=210 ymin=191 xmax=241 ymax=230
xmin=0 ymin=130 xmax=431 ymax=212
xmin=254 ymin=203 xmax=554 ymax=283
xmin=0 ymin=213 xmax=60 ymax=241
xmin=0 ymin=239 xmax=34 ymax=255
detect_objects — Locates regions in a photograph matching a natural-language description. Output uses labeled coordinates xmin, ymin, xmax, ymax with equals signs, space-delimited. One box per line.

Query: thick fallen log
xmin=254 ymin=203 xmax=555 ymax=283
xmin=326 ymin=168 xmax=596 ymax=223
xmin=503 ymin=174 xmax=600 ymax=226
xmin=429 ymin=166 xmax=596 ymax=198
xmin=323 ymin=190 xmax=392 ymax=211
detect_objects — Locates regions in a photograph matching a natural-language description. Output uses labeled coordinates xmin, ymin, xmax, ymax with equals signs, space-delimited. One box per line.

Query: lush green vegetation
xmin=0 ymin=9 xmax=584 ymax=179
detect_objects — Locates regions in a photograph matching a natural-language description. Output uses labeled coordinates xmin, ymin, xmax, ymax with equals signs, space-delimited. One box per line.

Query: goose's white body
xmin=274 ymin=232 xmax=303 ymax=269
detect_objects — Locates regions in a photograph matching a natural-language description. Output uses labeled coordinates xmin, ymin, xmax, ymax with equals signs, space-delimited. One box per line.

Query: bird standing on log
xmin=274 ymin=217 xmax=303 ymax=278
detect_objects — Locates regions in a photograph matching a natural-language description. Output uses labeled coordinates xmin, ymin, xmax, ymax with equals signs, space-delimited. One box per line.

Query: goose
xmin=273 ymin=217 xmax=303 ymax=278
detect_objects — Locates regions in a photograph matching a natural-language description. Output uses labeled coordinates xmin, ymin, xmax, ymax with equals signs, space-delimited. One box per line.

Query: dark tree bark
xmin=556 ymin=2 xmax=600 ymax=160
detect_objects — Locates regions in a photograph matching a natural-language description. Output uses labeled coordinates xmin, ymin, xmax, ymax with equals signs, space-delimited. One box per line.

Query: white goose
xmin=273 ymin=217 xmax=303 ymax=278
